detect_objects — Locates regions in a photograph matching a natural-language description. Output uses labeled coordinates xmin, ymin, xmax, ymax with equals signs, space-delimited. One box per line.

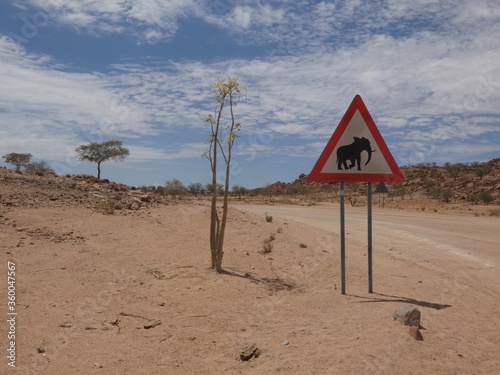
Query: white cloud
xmin=127 ymin=142 xmax=206 ymax=162
xmin=17 ymin=0 xmax=198 ymax=41
xmin=232 ymin=6 xmax=252 ymax=29
xmin=0 ymin=36 xmax=157 ymax=159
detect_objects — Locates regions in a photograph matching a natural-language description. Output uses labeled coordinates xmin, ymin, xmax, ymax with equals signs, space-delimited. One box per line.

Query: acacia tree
xmin=203 ymin=76 xmax=242 ymax=273
xmin=2 ymin=153 xmax=32 ymax=171
xmin=75 ymin=140 xmax=129 ymax=180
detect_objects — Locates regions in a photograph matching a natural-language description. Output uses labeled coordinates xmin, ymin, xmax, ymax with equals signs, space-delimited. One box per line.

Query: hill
xmin=0 ymin=167 xmax=167 ymax=213
xmin=262 ymin=159 xmax=500 ymax=206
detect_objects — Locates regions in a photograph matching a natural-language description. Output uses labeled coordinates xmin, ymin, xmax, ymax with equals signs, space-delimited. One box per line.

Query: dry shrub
xmin=260 ymin=233 xmax=276 ymax=254
xmin=261 ymin=240 xmax=273 ymax=254
xmin=488 ymin=208 xmax=500 ymax=217
xmin=98 ymin=198 xmax=116 ymax=215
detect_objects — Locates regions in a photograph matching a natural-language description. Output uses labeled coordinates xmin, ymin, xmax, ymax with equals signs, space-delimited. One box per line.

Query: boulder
xmin=128 ymin=202 xmax=140 ymax=210
xmin=138 ymin=194 xmax=151 ymax=202
xmin=394 ymin=304 xmax=421 ymax=327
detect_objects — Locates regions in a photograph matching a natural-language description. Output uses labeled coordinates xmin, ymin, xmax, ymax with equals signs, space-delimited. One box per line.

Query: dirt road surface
xmin=236 ymin=204 xmax=500 ymax=271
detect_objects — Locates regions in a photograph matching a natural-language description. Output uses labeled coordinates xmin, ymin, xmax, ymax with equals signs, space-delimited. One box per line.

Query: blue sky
xmin=0 ymin=0 xmax=499 ymax=188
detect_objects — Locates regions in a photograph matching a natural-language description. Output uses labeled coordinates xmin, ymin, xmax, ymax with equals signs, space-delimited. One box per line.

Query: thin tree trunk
xmin=209 ymin=118 xmax=220 ymax=270
xmin=210 ymin=197 xmax=217 ymax=269
xmin=215 ymin=153 xmax=232 ymax=272
xmin=210 ymin=157 xmax=219 ymax=269
xmin=97 ymin=161 xmax=101 ymax=180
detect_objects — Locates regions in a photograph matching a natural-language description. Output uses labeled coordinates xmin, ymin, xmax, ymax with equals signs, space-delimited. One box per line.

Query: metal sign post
xmin=340 ymin=182 xmax=346 ymax=295
xmin=367 ymin=182 xmax=373 ymax=293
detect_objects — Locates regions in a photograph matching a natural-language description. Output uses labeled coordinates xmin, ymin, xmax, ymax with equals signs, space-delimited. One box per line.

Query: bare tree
xmin=187 ymin=182 xmax=204 ymax=196
xmin=164 ymin=178 xmax=186 ymax=197
xmin=203 ymin=76 xmax=242 ymax=273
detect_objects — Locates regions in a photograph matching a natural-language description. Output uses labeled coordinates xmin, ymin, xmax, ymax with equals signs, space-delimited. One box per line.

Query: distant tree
xmin=203 ymin=76 xmax=242 ymax=273
xmin=164 ymin=178 xmax=186 ymax=197
xmin=444 ymin=162 xmax=462 ymax=180
xmin=480 ymin=191 xmax=494 ymax=205
xmin=392 ymin=184 xmax=406 ymax=200
xmin=232 ymin=184 xmax=248 ymax=200
xmin=204 ymin=182 xmax=213 ymax=195
xmin=75 ymin=140 xmax=129 ymax=180
xmin=2 ymin=153 xmax=32 ymax=171
xmin=25 ymin=160 xmax=55 ymax=175
xmin=204 ymin=182 xmax=224 ymax=195
xmin=429 ymin=186 xmax=443 ymax=200
xmin=187 ymin=182 xmax=204 ymax=196
xmin=345 ymin=182 xmax=361 ymax=206
xmin=441 ymin=189 xmax=453 ymax=203
xmin=475 ymin=165 xmax=491 ymax=180
xmin=468 ymin=193 xmax=480 ymax=205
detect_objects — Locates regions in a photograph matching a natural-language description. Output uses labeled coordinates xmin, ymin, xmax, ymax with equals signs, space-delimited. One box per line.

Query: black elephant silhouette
xmin=336 ymin=137 xmax=376 ymax=171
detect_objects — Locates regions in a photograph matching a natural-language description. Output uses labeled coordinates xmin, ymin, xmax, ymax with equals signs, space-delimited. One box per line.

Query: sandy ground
xmin=1 ymin=199 xmax=499 ymax=374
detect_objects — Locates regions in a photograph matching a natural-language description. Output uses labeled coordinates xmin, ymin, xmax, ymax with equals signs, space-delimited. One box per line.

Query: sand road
xmin=235 ymin=204 xmax=500 ymax=272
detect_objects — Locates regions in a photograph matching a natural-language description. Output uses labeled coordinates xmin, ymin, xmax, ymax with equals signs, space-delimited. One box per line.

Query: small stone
xmin=281 ymin=339 xmax=289 ymax=346
xmin=240 ymin=344 xmax=260 ymax=361
xmin=394 ymin=304 xmax=421 ymax=327
xmin=299 ymin=243 xmax=307 ymax=248
xmin=37 ymin=346 xmax=46 ymax=353
xmin=128 ymin=202 xmax=140 ymax=210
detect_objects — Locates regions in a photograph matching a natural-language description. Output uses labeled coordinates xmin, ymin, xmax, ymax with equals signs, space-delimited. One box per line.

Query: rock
xmin=409 ymin=326 xmax=423 ymax=340
xmin=394 ymin=304 xmax=421 ymax=327
xmin=144 ymin=320 xmax=161 ymax=329
xmin=138 ymin=194 xmax=151 ymax=202
xmin=128 ymin=202 xmax=140 ymax=210
xmin=281 ymin=339 xmax=289 ymax=346
xmin=299 ymin=243 xmax=308 ymax=248
xmin=240 ymin=344 xmax=260 ymax=361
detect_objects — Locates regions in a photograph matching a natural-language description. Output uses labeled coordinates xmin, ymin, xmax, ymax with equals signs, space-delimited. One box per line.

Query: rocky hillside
xmin=264 ymin=159 xmax=500 ymax=205
xmin=0 ymin=168 xmax=167 ymax=214
xmin=1 ymin=159 xmax=499 ymax=210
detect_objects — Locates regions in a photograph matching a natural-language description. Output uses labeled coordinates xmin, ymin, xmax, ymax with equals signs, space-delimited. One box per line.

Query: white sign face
xmin=320 ymin=110 xmax=392 ymax=174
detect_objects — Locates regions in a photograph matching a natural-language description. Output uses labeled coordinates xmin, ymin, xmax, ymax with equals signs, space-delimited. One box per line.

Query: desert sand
xmin=1 ymin=182 xmax=499 ymax=374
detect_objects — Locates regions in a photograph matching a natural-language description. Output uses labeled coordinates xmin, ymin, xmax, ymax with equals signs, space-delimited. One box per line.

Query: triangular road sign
xmin=309 ymin=95 xmax=405 ymax=182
